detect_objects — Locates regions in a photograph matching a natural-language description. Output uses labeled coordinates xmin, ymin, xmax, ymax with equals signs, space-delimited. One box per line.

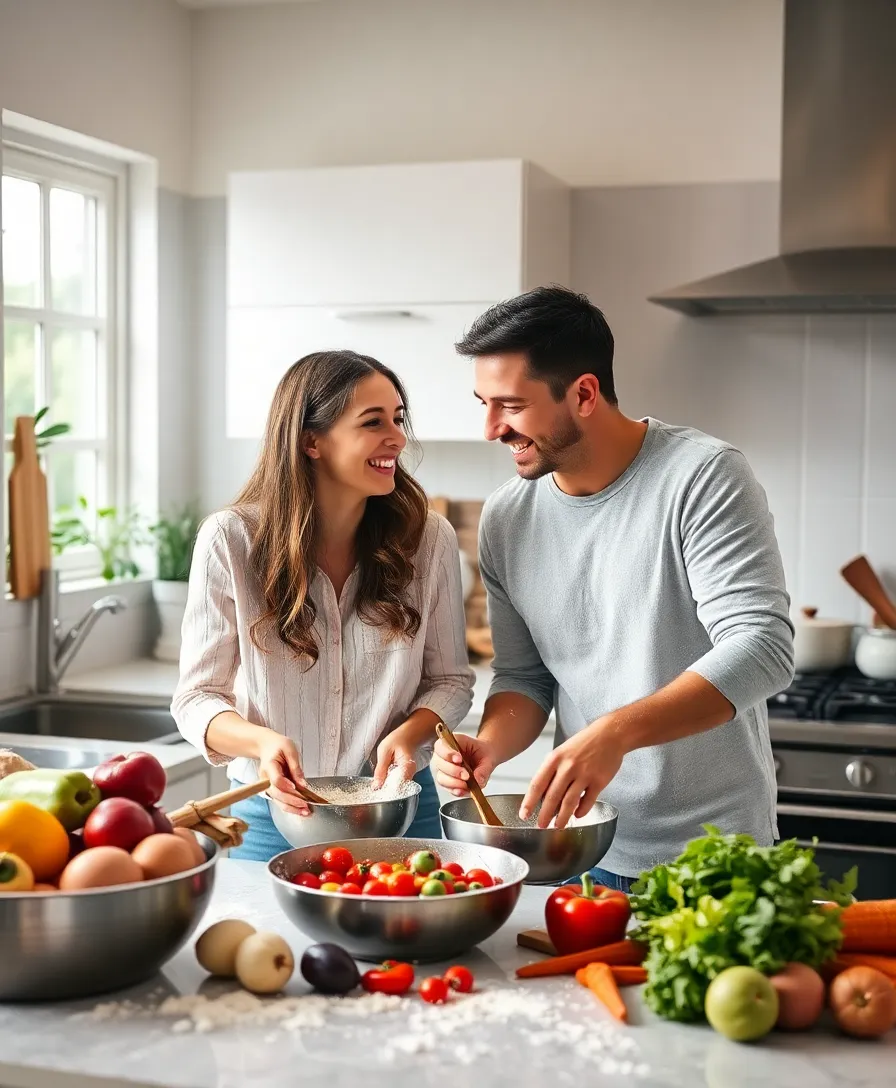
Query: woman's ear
xmin=302 ymin=432 xmax=321 ymax=460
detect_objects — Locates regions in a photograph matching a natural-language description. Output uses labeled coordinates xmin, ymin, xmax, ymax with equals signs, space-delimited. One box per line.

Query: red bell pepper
xmin=361 ymin=960 xmax=415 ymax=996
xmin=545 ymin=873 xmax=631 ymax=956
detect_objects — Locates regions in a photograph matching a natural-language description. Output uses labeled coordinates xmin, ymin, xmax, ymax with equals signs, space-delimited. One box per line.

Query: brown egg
xmin=172 ymin=827 xmax=206 ymax=867
xmin=59 ymin=847 xmax=144 ymax=891
xmin=132 ymin=834 xmax=197 ymax=880
xmin=32 ymin=883 xmax=58 ymax=892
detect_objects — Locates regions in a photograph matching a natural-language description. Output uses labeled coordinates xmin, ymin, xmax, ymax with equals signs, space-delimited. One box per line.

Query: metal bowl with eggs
xmin=0 ymin=832 xmax=217 ymax=1002
xmin=440 ymin=795 xmax=618 ymax=885
xmin=268 ymin=775 xmax=421 ymax=848
xmin=269 ymin=837 xmax=528 ymax=962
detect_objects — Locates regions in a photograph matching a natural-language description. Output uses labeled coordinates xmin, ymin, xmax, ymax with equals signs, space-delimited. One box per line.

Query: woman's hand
xmin=373 ymin=723 xmax=421 ymax=788
xmin=256 ymin=731 xmax=311 ymax=816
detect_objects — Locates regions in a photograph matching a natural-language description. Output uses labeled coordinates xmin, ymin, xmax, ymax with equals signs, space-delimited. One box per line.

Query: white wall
xmin=191 ymin=0 xmax=784 ymax=196
xmin=0 ymin=0 xmax=192 ymax=191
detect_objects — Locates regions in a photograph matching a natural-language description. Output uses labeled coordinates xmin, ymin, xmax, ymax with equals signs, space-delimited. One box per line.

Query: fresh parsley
xmin=629 ymin=826 xmax=857 ymax=1023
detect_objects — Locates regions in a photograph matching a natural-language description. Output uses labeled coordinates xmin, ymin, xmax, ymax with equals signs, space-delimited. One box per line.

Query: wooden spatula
xmin=435 ymin=721 xmax=503 ymax=827
xmin=840 ymin=555 xmax=896 ymax=629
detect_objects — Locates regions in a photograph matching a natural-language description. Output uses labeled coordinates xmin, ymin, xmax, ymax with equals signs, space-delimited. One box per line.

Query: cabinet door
xmin=227 ymin=304 xmax=488 ymax=441
xmin=161 ymin=771 xmax=211 ymax=814
xmin=227 ymin=161 xmax=524 ymax=308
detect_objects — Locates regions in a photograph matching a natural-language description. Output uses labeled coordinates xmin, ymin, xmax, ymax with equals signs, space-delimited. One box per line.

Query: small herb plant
xmin=34 ymin=405 xmax=72 ymax=450
xmin=151 ymin=506 xmax=200 ymax=582
xmin=52 ymin=497 xmax=148 ymax=581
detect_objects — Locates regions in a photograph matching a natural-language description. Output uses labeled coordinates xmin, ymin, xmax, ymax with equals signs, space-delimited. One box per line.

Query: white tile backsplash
xmin=866 ymin=319 xmax=896 ymax=501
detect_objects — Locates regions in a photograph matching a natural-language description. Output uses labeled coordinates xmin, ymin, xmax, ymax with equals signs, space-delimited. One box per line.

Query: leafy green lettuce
xmin=629 ymin=826 xmax=857 ymax=1023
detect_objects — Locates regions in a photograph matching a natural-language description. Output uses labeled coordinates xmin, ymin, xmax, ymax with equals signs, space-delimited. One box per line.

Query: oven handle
xmin=778 ymin=801 xmax=896 ymax=825
xmin=793 ymin=839 xmax=896 ymax=858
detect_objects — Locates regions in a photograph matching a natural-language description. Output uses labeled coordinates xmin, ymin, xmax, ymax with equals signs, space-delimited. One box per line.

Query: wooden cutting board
xmin=517 ymin=929 xmax=557 ymax=955
xmin=8 ymin=416 xmax=51 ymax=599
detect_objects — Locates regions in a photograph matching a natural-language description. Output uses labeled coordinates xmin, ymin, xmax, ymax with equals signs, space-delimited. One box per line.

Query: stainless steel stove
xmin=768 ymin=670 xmax=896 ymax=900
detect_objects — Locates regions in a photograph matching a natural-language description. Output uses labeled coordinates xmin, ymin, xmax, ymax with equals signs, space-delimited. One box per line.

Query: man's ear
xmin=302 ymin=432 xmax=321 ymax=459
xmin=573 ymin=375 xmax=601 ymax=418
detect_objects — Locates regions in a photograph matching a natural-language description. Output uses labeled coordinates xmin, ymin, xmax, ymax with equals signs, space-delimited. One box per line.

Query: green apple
xmin=705 ymin=966 xmax=779 ymax=1042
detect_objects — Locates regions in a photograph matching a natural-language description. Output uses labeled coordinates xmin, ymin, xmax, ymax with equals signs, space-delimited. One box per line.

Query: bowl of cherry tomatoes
xmin=268 ymin=837 xmax=528 ymax=962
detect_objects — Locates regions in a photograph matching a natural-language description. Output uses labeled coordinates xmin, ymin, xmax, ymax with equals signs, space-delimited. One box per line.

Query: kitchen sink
xmin=0 ymin=699 xmax=183 ymax=745
xmin=0 ymin=744 xmax=111 ymax=771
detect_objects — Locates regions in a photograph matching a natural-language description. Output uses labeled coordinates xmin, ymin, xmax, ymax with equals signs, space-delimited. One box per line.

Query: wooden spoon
xmin=167 ymin=776 xmax=329 ymax=828
xmin=435 ymin=721 xmax=503 ymax=827
xmin=840 ymin=555 xmax=896 ymax=629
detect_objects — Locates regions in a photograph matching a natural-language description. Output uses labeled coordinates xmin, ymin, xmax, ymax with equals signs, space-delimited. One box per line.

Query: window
xmin=2 ymin=145 xmax=124 ymax=579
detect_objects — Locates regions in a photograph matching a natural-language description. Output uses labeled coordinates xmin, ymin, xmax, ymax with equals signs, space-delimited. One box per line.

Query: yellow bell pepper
xmin=0 ymin=800 xmax=69 ymax=882
xmin=0 ymin=851 xmax=35 ymax=892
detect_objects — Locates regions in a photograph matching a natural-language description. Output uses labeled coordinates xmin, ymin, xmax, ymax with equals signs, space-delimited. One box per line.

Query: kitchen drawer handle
xmin=331 ymin=309 xmax=416 ymax=322
xmin=779 ymin=801 xmax=896 ymax=824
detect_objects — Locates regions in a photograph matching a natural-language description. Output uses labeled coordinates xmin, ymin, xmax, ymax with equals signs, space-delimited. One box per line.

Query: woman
xmin=172 ymin=350 xmax=474 ymax=860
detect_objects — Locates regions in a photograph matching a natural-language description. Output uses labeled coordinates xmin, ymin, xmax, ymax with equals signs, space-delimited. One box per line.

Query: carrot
xmin=839 ymin=900 xmax=896 ymax=954
xmin=576 ymin=963 xmax=628 ymax=1022
xmin=837 ymin=953 xmax=896 ymax=980
xmin=609 ymin=966 xmax=648 ymax=986
xmin=516 ymin=939 xmax=646 ymax=979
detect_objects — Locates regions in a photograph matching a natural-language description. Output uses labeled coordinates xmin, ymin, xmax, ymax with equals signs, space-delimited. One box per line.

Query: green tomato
xmin=453 ymin=881 xmax=468 ymax=893
xmin=429 ymin=869 xmax=454 ymax=883
xmin=419 ymin=879 xmax=448 ymax=897
xmin=409 ymin=851 xmax=439 ymax=876
xmin=468 ymin=881 xmax=484 ymax=891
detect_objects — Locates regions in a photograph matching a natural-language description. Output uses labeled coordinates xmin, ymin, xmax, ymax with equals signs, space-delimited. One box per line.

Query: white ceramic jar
xmin=855 ymin=627 xmax=896 ymax=680
xmin=792 ymin=607 xmax=855 ymax=672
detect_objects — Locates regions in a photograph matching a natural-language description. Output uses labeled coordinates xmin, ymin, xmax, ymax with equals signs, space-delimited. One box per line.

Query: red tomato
xmin=321 ymin=847 xmax=354 ymax=874
xmin=443 ymin=862 xmax=464 ymax=879
xmin=362 ymin=879 xmax=390 ymax=897
xmin=319 ymin=870 xmax=345 ymax=886
xmin=290 ymin=871 xmax=320 ymax=889
xmin=464 ymin=869 xmax=494 ymax=889
xmin=545 ymin=874 xmax=631 ymax=956
xmin=442 ymin=882 xmax=455 ymax=894
xmin=419 ymin=977 xmax=449 ymax=1005
xmin=386 ymin=871 xmax=418 ymax=897
xmin=346 ymin=861 xmax=373 ymax=885
xmin=444 ymin=965 xmax=474 ymax=993
xmin=370 ymin=861 xmax=393 ymax=879
xmin=362 ymin=960 xmax=415 ymax=995
xmin=339 ymin=882 xmax=363 ymax=895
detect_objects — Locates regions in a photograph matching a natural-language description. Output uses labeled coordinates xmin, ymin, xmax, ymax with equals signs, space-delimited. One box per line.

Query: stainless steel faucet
xmin=36 ymin=569 xmax=127 ymax=694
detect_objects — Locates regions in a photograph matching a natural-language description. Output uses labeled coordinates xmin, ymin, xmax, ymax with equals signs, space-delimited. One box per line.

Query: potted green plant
xmin=150 ymin=505 xmax=201 ymax=662
xmin=51 ymin=498 xmax=146 ymax=580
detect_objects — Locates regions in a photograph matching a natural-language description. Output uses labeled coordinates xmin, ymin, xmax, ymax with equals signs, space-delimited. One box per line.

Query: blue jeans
xmin=563 ymin=866 xmax=636 ymax=894
xmin=229 ymin=766 xmax=442 ymax=863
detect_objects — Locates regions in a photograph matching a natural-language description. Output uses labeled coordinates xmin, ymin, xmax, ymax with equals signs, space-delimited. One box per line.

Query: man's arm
xmin=523 ymin=449 xmax=795 ymax=829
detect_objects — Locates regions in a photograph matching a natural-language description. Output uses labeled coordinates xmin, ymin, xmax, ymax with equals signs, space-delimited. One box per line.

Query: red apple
xmin=84 ymin=797 xmax=155 ymax=851
xmin=148 ymin=805 xmax=174 ymax=834
xmin=93 ymin=752 xmax=166 ymax=807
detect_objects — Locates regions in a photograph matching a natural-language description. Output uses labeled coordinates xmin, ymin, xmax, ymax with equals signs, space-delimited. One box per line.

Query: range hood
xmin=649 ymin=0 xmax=896 ymax=316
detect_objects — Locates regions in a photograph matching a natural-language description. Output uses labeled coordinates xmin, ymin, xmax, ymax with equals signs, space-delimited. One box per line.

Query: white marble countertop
xmin=0 ymin=859 xmax=891 ymax=1088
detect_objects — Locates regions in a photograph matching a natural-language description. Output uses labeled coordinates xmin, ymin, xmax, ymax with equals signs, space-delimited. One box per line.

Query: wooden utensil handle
xmin=168 ymin=775 xmax=331 ymax=828
xmin=435 ymin=721 xmax=503 ymax=827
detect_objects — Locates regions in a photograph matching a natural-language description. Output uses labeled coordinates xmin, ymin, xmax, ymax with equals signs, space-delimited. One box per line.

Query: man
xmin=432 ymin=286 xmax=794 ymax=889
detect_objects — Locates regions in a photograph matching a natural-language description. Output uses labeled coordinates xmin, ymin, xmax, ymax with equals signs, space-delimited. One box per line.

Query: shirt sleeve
xmin=479 ymin=515 xmax=556 ymax=716
xmin=682 ymin=448 xmax=795 ymax=713
xmin=170 ymin=515 xmax=241 ymax=766
xmin=409 ymin=517 xmax=475 ymax=729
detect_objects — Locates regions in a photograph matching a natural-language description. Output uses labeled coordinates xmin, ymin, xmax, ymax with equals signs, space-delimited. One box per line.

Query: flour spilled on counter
xmin=72 ymin=983 xmax=651 ymax=1077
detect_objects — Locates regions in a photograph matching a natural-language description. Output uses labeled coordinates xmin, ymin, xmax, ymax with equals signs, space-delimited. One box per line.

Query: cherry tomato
xmin=391 ymin=862 xmax=409 ymax=873
xmin=465 ymin=868 xmax=494 ymax=889
xmin=362 ymin=879 xmax=390 ymax=896
xmin=346 ymin=861 xmax=373 ymax=885
xmin=453 ymin=881 xmax=468 ymax=894
xmin=321 ymin=847 xmax=354 ymax=874
xmin=291 ymin=871 xmax=320 ymax=889
xmin=444 ymin=965 xmax=474 ymax=993
xmin=386 ymin=871 xmax=418 ymax=897
xmin=362 ymin=961 xmax=415 ymax=995
xmin=319 ymin=870 xmax=345 ymax=886
xmin=429 ymin=869 xmax=455 ymax=884
xmin=413 ymin=875 xmax=427 ymax=891
xmin=443 ymin=862 xmax=464 ymax=879
xmin=370 ymin=861 xmax=393 ymax=879
xmin=320 ymin=881 xmax=342 ymax=892
xmin=419 ymin=977 xmax=449 ymax=1004
xmin=339 ymin=882 xmax=363 ymax=895
xmin=442 ymin=882 xmax=456 ymax=894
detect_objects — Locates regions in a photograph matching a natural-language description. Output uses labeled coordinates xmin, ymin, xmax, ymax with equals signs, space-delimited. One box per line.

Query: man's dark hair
xmin=455 ymin=285 xmax=617 ymax=405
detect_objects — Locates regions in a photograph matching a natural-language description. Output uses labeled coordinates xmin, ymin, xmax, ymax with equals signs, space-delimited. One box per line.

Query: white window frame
xmin=2 ymin=142 xmax=128 ymax=581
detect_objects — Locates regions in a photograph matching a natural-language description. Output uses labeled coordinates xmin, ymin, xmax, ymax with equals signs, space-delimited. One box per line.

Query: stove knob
xmin=773 ymin=757 xmax=781 ymax=777
xmin=845 ymin=759 xmax=874 ymax=789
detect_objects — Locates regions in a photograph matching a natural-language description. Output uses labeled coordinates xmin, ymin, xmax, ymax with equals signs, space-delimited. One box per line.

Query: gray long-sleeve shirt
xmin=479 ymin=418 xmax=795 ymax=877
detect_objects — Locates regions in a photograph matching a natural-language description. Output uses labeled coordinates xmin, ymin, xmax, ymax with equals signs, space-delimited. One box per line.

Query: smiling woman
xmin=171 ymin=349 xmax=474 ymax=862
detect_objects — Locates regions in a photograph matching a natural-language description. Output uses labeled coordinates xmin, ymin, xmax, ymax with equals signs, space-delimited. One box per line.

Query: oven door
xmin=777 ymin=796 xmax=896 ymax=899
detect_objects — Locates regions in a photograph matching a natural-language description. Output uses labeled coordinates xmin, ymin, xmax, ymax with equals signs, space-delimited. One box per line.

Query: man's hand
xmin=520 ymin=719 xmax=626 ymax=829
xmin=432 ymin=734 xmax=497 ymax=796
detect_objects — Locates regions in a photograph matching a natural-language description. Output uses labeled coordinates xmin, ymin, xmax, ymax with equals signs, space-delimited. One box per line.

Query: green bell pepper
xmin=0 ymin=769 xmax=101 ymax=831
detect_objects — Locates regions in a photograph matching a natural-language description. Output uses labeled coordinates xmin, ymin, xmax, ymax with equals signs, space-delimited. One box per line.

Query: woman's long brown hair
xmin=234 ymin=350 xmax=429 ymax=666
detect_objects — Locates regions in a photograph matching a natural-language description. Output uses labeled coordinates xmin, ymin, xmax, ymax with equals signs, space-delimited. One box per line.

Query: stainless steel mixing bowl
xmin=440 ymin=795 xmax=618 ymax=885
xmin=269 ymin=837 xmax=528 ymax=962
xmin=268 ymin=775 xmax=421 ymax=848
xmin=0 ymin=832 xmax=217 ymax=1001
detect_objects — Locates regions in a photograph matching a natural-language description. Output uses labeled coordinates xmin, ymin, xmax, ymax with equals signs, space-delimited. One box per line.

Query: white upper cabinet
xmin=227 ymin=159 xmax=570 ymax=308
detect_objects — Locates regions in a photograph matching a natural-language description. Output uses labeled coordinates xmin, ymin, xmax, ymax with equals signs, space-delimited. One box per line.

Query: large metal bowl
xmin=0 ymin=832 xmax=217 ymax=1002
xmin=440 ymin=795 xmax=618 ymax=885
xmin=269 ymin=837 xmax=527 ymax=962
xmin=268 ymin=775 xmax=421 ymax=848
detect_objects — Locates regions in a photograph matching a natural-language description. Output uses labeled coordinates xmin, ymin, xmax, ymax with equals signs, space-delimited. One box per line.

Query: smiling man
xmin=431 ymin=286 xmax=795 ymax=889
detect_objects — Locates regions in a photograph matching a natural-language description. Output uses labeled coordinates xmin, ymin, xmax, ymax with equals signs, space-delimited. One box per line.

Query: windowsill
xmin=4 ymin=574 xmax=154 ymax=602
